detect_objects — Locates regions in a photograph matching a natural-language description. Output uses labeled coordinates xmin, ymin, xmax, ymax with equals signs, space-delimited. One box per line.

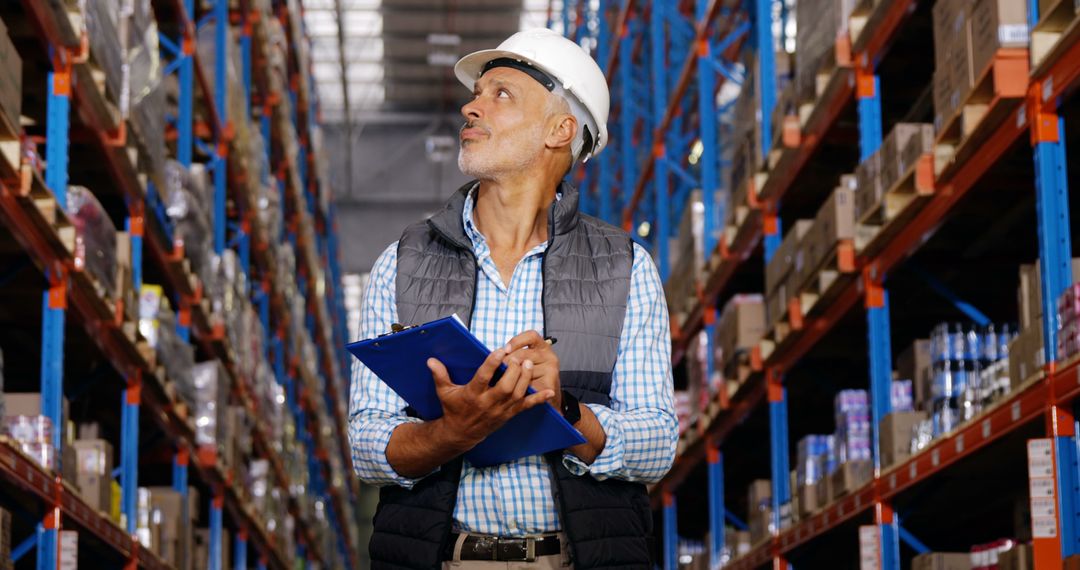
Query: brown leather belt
xmin=444 ymin=533 xmax=561 ymax=562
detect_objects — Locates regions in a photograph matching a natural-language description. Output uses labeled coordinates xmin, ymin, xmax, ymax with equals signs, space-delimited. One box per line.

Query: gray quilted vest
xmin=368 ymin=181 xmax=653 ymax=570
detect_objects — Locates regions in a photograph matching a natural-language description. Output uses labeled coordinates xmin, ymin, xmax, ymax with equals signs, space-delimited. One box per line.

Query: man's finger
xmin=492 ymin=358 xmax=521 ymax=397
xmin=428 ymin=358 xmax=452 ymax=392
xmin=503 ymin=330 xmax=545 ymax=354
xmin=513 ymin=360 xmax=534 ymax=399
xmin=469 ymin=348 xmax=507 ymax=392
xmin=522 ymin=389 xmax=556 ymax=409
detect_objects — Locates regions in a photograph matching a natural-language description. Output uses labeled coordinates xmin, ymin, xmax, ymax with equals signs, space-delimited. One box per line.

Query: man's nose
xmin=461 ymin=96 xmax=482 ymax=121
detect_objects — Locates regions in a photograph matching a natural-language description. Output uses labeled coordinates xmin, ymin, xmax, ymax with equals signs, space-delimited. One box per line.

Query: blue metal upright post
xmin=697 ymin=0 xmax=719 ymax=261
xmin=764 ymin=216 xmax=782 ymax=263
xmin=209 ymin=495 xmax=223 ymax=570
xmin=121 ymin=373 xmax=141 ymax=535
xmin=856 ymin=66 xmax=883 ymax=161
xmin=1031 ymin=88 xmax=1080 ymax=558
xmin=234 ymin=531 xmax=247 ymax=570
xmin=35 ymin=521 xmax=56 ymax=570
xmin=651 ymin=0 xmax=670 ymax=280
xmin=619 ymin=8 xmax=635 ymax=232
xmin=212 ymin=0 xmax=228 ymax=254
xmin=663 ymin=491 xmax=678 ymax=570
xmin=45 ymin=72 xmax=71 ymax=205
xmin=753 ymin=0 xmax=776 ymax=161
xmin=864 ymin=270 xmax=899 ymax=570
xmin=173 ymin=449 xmax=189 ymax=570
xmin=40 ymin=280 xmax=65 ymax=456
xmin=766 ymin=369 xmax=790 ymax=540
xmin=707 ymin=443 xmax=725 ymax=566
xmin=179 ymin=0 xmax=195 ymax=168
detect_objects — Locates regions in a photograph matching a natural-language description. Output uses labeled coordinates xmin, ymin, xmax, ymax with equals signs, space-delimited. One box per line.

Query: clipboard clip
xmin=378 ymin=323 xmax=419 ymax=337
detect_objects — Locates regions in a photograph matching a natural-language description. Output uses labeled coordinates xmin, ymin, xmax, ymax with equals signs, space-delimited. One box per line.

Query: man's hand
xmin=429 ymin=348 xmax=555 ymax=449
xmin=385 ymin=348 xmax=555 ymax=479
xmin=502 ymin=331 xmax=562 ymax=411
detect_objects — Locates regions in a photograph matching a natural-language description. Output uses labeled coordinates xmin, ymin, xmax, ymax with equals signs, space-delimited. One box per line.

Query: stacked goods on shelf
xmin=0 ymin=16 xmax=20 ymax=135
xmin=665 ymin=191 xmax=704 ymax=325
xmin=1030 ymin=0 xmax=1080 ymax=67
xmin=791 ymin=178 xmax=857 ymax=315
xmin=716 ymin=527 xmax=752 ymax=567
xmin=932 ymin=0 xmax=1029 ymax=147
xmin=191 ymin=360 xmax=229 ymax=456
xmin=830 ymin=390 xmax=872 ymax=498
xmin=912 ymin=540 xmax=1033 ymax=570
xmin=793 ymin=434 xmax=834 ymax=518
xmin=793 ymin=0 xmax=854 ymax=110
xmin=764 ymin=220 xmax=812 ymax=335
xmin=138 ymin=285 xmax=196 ymax=402
xmin=67 ymin=186 xmax=118 ymax=301
xmin=84 ymin=0 xmax=128 ymax=123
xmin=146 ymin=486 xmax=198 ymax=570
xmin=72 ymin=437 xmax=113 ymax=515
xmin=853 ymin=123 xmax=934 ymax=250
xmin=126 ymin=0 xmax=166 ymax=186
xmin=683 ymin=332 xmax=709 ymax=436
xmin=713 ymin=294 xmax=766 ymax=394
xmin=164 ymin=161 xmax=214 ymax=290
xmin=747 ymin=479 xmax=774 ymax=545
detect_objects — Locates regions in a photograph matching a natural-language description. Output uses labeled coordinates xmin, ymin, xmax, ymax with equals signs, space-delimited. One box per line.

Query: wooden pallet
xmin=793 ymin=240 xmax=858 ymax=319
xmin=855 ymin=152 xmax=935 ymax=256
xmin=934 ymin=48 xmax=1029 ymax=179
xmin=1031 ymin=0 xmax=1080 ymax=71
xmin=849 ymin=0 xmax=888 ymax=53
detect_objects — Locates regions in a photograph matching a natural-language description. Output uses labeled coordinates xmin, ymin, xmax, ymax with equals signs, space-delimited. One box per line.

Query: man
xmin=349 ymin=28 xmax=677 ymax=570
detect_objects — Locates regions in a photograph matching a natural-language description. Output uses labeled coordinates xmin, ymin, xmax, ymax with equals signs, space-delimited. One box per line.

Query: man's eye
xmin=497 ymin=89 xmax=510 ymax=98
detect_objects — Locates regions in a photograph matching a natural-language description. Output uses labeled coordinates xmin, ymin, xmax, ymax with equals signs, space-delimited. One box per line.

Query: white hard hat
xmin=455 ymin=28 xmax=610 ymax=161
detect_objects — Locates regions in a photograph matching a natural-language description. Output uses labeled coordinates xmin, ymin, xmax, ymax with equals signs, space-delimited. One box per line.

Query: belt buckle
xmin=495 ymin=537 xmax=536 ymax=562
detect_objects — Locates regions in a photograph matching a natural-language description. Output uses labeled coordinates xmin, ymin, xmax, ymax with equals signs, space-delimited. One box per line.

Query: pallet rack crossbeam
xmin=896 ymin=522 xmax=930 ymax=554
xmin=909 ymin=263 xmax=991 ymax=326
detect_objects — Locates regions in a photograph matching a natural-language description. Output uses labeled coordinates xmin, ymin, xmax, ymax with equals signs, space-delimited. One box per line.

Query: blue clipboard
xmin=346 ymin=315 xmax=586 ymax=467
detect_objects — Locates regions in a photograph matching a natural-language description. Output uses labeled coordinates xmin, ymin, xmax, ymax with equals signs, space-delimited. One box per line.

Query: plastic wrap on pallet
xmin=138 ymin=284 xmax=196 ymax=401
xmin=796 ymin=434 xmax=834 ymax=486
xmin=249 ymin=459 xmax=270 ymax=516
xmin=191 ymin=360 xmax=228 ymax=449
xmin=891 ymin=380 xmax=914 ymax=412
xmin=4 ymin=415 xmax=55 ymax=470
xmin=127 ymin=0 xmax=165 ymax=184
xmin=67 ymin=186 xmax=118 ymax=298
xmin=196 ymin=20 xmax=246 ymax=143
xmin=165 ymin=161 xmax=214 ymax=283
xmin=794 ymin=0 xmax=855 ymax=102
xmin=84 ymin=0 xmax=128 ymax=118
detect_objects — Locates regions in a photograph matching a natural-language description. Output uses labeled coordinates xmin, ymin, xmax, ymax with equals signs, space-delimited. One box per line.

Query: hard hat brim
xmin=454 ymin=49 xmax=557 ymax=92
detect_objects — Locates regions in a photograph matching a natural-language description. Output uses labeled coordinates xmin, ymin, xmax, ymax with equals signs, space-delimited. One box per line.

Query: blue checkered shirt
xmin=348 ymin=189 xmax=677 ymax=536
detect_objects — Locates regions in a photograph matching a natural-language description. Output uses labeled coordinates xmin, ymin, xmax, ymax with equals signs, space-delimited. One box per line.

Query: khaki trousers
xmin=441 ymin=533 xmax=573 ymax=570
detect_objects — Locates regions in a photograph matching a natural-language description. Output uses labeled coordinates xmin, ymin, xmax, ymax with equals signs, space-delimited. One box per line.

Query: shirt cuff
xmin=561 ymin=404 xmax=624 ymax=480
xmin=368 ymin=416 xmax=439 ymax=489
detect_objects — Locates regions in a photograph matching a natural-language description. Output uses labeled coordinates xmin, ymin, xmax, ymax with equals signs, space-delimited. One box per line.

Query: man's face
xmin=458 ymin=67 xmax=555 ymax=179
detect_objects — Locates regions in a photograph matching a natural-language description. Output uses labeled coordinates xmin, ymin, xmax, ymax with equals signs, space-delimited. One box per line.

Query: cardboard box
xmin=816 ymin=470 xmax=834 ymax=507
xmin=148 ymin=487 xmax=199 ymax=570
xmin=912 ymin=552 xmax=972 ymax=570
xmin=74 ymin=439 xmax=113 ymax=513
xmin=4 ymin=393 xmax=69 ymax=419
xmin=799 ymin=183 xmax=856 ymax=287
xmin=897 ymin=339 xmax=933 ymax=411
xmin=1009 ymin=323 xmax=1044 ymax=388
xmin=0 ymin=17 xmax=22 ymax=132
xmin=880 ymin=124 xmax=934 ymax=193
xmin=970 ymin=0 xmax=1029 ymax=81
xmin=796 ymin=483 xmax=819 ymax=519
xmin=855 ymin=153 xmax=881 ymax=222
xmin=765 ymin=220 xmax=813 ymax=294
xmin=998 ymin=544 xmax=1033 ymax=570
xmin=830 ymin=460 xmax=872 ymax=499
xmin=879 ymin=411 xmax=928 ymax=467
xmin=766 ymin=282 xmax=789 ymax=331
xmin=715 ymin=295 xmax=766 ymax=375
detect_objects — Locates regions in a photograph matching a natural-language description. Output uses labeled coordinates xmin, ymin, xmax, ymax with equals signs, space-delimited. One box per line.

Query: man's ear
xmin=546 ymin=113 xmax=578 ymax=151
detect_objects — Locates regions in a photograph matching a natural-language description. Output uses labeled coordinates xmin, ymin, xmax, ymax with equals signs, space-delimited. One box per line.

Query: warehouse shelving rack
xmin=0 ymin=0 xmax=358 ymax=568
xmin=567 ymin=0 xmax=1080 ymax=569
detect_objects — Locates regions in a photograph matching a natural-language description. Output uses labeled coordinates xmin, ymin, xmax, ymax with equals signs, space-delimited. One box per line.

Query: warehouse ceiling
xmin=303 ymin=0 xmax=557 ymax=123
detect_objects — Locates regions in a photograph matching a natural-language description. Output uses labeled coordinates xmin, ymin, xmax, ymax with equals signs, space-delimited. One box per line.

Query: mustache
xmin=460 ymin=122 xmax=491 ymax=136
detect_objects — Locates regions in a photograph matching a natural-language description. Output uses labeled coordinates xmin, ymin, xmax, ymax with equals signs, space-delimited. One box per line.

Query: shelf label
xmin=59 ymin=530 xmax=78 ymax=570
xmin=1028 ymin=439 xmax=1053 ymax=459
xmin=982 ymin=419 xmax=991 ymax=439
xmin=931 ymin=449 xmax=940 ymax=467
xmin=955 ymin=434 xmax=964 ymax=453
xmin=1017 ymin=105 xmax=1027 ymax=128
xmin=1012 ymin=402 xmax=1021 ymax=422
xmin=889 ymin=474 xmax=896 ymax=490
xmin=909 ymin=463 xmax=917 ymax=479
xmin=1028 ymin=455 xmax=1055 ymax=478
xmin=1033 ymin=516 xmax=1058 ymax=538
xmin=1043 ymin=76 xmax=1054 ymax=102
xmin=1031 ymin=496 xmax=1057 ymax=519
xmin=1030 ymin=477 xmax=1055 ymax=498
xmin=859 ymin=526 xmax=881 ymax=570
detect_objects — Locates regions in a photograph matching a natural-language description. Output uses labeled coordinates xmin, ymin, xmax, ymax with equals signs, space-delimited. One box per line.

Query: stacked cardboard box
xmin=913 ymin=552 xmax=972 ymax=570
xmin=797 ymin=180 xmax=856 ymax=290
xmin=794 ymin=0 xmax=855 ymax=103
xmin=794 ymin=435 xmax=834 ymax=517
xmin=0 ymin=17 xmax=22 ymax=133
xmin=853 ymin=124 xmax=933 ymax=224
xmin=73 ymin=439 xmax=113 ymax=513
xmin=854 ymin=153 xmax=881 ymax=222
xmin=898 ymin=339 xmax=934 ymax=411
xmin=665 ymin=191 xmax=705 ymax=322
xmin=932 ymin=0 xmax=975 ymax=132
xmin=969 ymin=0 xmax=1029 ymax=83
xmin=747 ymin=479 xmax=773 ymax=544
xmin=764 ymin=220 xmax=813 ymax=330
xmin=147 ymin=487 xmax=199 ymax=570
xmin=1009 ymin=260 xmax=1080 ymax=387
xmin=3 ymin=393 xmax=71 ymax=473
xmin=713 ymin=295 xmax=766 ymax=388
xmin=879 ymin=410 xmax=927 ymax=468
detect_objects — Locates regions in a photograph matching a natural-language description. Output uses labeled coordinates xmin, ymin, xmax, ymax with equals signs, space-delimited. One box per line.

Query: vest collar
xmin=427 ymin=180 xmax=581 ymax=250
